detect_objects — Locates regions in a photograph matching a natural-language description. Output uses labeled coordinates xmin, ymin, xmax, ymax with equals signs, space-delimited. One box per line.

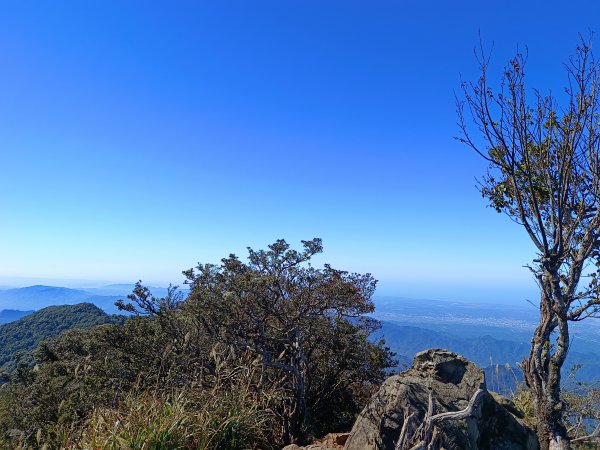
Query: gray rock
xmin=282 ymin=432 xmax=350 ymax=450
xmin=345 ymin=349 xmax=538 ymax=450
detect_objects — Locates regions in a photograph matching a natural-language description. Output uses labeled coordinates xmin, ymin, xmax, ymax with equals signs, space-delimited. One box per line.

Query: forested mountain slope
xmin=0 ymin=303 xmax=125 ymax=372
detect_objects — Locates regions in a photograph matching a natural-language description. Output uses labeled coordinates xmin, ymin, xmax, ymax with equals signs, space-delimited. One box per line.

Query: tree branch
xmin=407 ymin=389 xmax=486 ymax=450
xmin=570 ymin=422 xmax=600 ymax=443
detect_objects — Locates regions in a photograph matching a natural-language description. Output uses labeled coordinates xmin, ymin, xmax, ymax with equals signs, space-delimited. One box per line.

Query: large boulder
xmin=344 ymin=349 xmax=538 ymax=450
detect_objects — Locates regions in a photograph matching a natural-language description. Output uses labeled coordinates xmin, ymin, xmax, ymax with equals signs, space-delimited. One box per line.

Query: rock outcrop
xmin=282 ymin=433 xmax=349 ymax=450
xmin=344 ymin=349 xmax=538 ymax=450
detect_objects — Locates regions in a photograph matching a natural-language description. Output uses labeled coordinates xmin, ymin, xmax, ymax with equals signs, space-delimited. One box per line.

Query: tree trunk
xmin=284 ymin=330 xmax=308 ymax=444
xmin=524 ymin=272 xmax=571 ymax=450
xmin=289 ymin=365 xmax=307 ymax=443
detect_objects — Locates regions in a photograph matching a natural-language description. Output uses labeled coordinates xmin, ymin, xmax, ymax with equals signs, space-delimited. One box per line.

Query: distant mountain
xmin=373 ymin=296 xmax=600 ymax=355
xmin=378 ymin=323 xmax=530 ymax=368
xmin=483 ymin=364 xmax=524 ymax=395
xmin=374 ymin=296 xmax=539 ymax=336
xmin=378 ymin=321 xmax=600 ymax=390
xmin=0 ymin=309 xmax=33 ymax=325
xmin=0 ymin=286 xmax=122 ymax=314
xmin=0 ymin=303 xmax=125 ymax=373
xmin=0 ymin=284 xmax=186 ymax=314
xmin=0 ymin=285 xmax=94 ymax=310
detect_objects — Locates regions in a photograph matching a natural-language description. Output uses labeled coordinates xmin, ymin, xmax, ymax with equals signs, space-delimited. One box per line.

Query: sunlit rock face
xmin=345 ymin=349 xmax=539 ymax=450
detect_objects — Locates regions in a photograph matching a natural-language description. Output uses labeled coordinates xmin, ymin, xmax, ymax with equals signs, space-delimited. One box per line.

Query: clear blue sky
xmin=1 ymin=1 xmax=597 ymax=302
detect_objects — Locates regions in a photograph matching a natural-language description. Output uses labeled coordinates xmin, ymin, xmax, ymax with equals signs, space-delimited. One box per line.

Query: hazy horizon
xmin=0 ymin=275 xmax=539 ymax=306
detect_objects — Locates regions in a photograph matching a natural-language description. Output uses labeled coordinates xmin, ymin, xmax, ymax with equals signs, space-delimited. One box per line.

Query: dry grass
xmin=510 ymin=383 xmax=537 ymax=429
xmin=48 ymin=385 xmax=276 ymax=450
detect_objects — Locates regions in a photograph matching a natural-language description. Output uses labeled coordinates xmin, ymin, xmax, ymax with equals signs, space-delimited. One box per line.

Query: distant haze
xmin=0 ymin=284 xmax=175 ymax=314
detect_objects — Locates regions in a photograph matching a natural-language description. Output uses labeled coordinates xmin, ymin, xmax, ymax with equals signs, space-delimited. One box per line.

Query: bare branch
xmin=407 ymin=389 xmax=486 ymax=450
xmin=570 ymin=422 xmax=600 ymax=443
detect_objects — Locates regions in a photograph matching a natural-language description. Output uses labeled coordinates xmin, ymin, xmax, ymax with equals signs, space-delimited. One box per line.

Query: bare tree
xmin=457 ymin=38 xmax=600 ymax=450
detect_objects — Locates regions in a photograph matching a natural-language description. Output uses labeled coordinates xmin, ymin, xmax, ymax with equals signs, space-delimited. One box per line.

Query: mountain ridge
xmin=0 ymin=284 xmax=176 ymax=314
xmin=0 ymin=302 xmax=125 ymax=373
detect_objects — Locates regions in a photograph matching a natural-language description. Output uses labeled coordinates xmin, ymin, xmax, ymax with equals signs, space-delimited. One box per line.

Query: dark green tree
xmin=182 ymin=238 xmax=394 ymax=444
xmin=458 ymin=39 xmax=600 ymax=450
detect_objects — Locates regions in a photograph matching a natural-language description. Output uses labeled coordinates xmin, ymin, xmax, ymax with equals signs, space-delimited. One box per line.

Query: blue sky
xmin=0 ymin=1 xmax=597 ymax=302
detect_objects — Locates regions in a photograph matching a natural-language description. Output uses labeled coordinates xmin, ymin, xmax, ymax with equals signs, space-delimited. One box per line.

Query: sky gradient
xmin=1 ymin=1 xmax=598 ymax=303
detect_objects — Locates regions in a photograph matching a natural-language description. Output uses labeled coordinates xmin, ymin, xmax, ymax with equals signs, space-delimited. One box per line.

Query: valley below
xmin=371 ymin=296 xmax=600 ymax=392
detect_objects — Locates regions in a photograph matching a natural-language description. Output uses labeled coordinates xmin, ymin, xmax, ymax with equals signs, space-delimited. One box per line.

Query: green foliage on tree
xmin=180 ymin=238 xmax=394 ymax=442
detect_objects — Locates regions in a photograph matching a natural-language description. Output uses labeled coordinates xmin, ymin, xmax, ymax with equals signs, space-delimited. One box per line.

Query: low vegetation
xmin=0 ymin=239 xmax=394 ymax=449
xmin=511 ymin=380 xmax=600 ymax=449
